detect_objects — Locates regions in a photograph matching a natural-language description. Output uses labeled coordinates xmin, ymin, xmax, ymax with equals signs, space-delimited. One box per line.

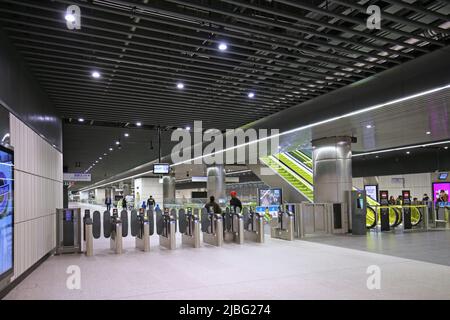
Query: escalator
xmin=260 ymin=149 xmax=424 ymax=229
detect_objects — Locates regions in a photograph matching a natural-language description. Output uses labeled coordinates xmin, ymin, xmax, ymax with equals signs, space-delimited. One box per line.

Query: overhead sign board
xmin=63 ymin=173 xmax=91 ymax=182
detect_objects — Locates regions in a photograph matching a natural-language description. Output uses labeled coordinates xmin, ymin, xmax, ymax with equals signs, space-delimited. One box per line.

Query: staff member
xmin=230 ymin=191 xmax=242 ymax=212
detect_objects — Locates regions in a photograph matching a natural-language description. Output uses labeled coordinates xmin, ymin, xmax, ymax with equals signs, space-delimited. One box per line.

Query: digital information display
xmin=258 ymin=188 xmax=282 ymax=207
xmin=0 ymin=145 xmax=13 ymax=281
xmin=153 ymin=163 xmax=170 ymax=174
xmin=364 ymin=185 xmax=378 ymax=201
xmin=256 ymin=205 xmax=279 ymax=220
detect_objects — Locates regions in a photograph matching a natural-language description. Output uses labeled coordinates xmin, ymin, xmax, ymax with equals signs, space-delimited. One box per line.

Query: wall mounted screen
xmin=153 ymin=164 xmax=170 ymax=174
xmin=438 ymin=172 xmax=448 ymax=180
xmin=0 ymin=145 xmax=13 ymax=281
xmin=258 ymin=188 xmax=282 ymax=206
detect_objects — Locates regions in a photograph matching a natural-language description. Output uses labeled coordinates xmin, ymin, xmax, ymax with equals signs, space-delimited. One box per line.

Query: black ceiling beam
xmin=6 ymin=29 xmax=339 ymax=92
xmin=18 ymin=50 xmax=317 ymax=96
xmin=0 ymin=16 xmax=351 ymax=86
xmin=223 ymin=0 xmax=436 ymax=52
xmin=0 ymin=7 xmax=369 ymax=79
xmin=382 ymin=0 xmax=450 ymax=22
xmin=278 ymin=0 xmax=447 ymax=41
xmin=162 ymin=0 xmax=414 ymax=60
xmin=50 ymin=0 xmax=398 ymax=67
xmin=3 ymin=0 xmax=384 ymax=73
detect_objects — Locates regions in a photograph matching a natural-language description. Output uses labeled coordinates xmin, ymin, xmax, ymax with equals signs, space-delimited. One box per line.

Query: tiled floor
xmin=3 ymin=204 xmax=450 ymax=300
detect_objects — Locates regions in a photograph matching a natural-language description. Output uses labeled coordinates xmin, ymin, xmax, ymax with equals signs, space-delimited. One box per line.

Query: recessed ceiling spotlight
xmin=445 ymin=147 xmax=449 ymax=150
xmin=185 ymin=126 xmax=191 ymax=131
xmin=248 ymin=92 xmax=255 ymax=98
xmin=124 ymin=133 xmax=129 ymax=137
xmin=99 ymin=157 xmax=102 ymax=160
xmin=92 ymin=71 xmax=101 ymax=79
xmin=406 ymin=151 xmax=410 ymax=155
xmin=177 ymin=82 xmax=184 ymax=89
xmin=218 ymin=42 xmax=228 ymax=51
xmin=103 ymin=153 xmax=107 ymax=156
xmin=426 ymin=131 xmax=431 ymax=135
xmin=366 ymin=124 xmax=372 ymax=129
xmin=95 ymin=160 xmax=99 ymax=163
xmin=115 ymin=141 xmax=120 ymax=145
xmin=136 ymin=122 xmax=142 ymax=127
xmin=78 ymin=118 xmax=84 ymax=122
xmin=109 ymin=147 xmax=113 ymax=151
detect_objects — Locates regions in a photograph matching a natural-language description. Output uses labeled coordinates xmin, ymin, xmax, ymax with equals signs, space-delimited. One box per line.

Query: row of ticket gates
xmin=74 ymin=206 xmax=296 ymax=256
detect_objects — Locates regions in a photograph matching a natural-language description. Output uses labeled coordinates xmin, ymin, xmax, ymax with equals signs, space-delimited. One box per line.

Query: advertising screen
xmin=153 ymin=163 xmax=170 ymax=174
xmin=364 ymin=185 xmax=378 ymax=201
xmin=432 ymin=182 xmax=450 ymax=205
xmin=0 ymin=145 xmax=13 ymax=281
xmin=258 ymin=188 xmax=282 ymax=206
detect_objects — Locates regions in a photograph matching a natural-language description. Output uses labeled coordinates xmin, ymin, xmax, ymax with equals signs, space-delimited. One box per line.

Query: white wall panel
xmin=9 ymin=114 xmax=62 ymax=280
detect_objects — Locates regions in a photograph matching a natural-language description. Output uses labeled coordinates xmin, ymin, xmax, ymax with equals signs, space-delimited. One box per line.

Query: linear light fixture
xmin=79 ymin=84 xmax=450 ymax=191
xmin=352 ymin=140 xmax=450 ymax=157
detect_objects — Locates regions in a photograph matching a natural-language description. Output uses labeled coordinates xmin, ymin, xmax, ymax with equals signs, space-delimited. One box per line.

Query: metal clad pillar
xmin=207 ymin=165 xmax=226 ymax=204
xmin=163 ymin=175 xmax=176 ymax=205
xmin=312 ymin=136 xmax=352 ymax=206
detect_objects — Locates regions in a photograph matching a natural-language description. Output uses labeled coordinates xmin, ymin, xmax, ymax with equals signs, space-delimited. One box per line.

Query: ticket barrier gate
xmin=178 ymin=207 xmax=201 ymax=248
xmin=56 ymin=208 xmax=82 ymax=254
xmin=134 ymin=208 xmax=151 ymax=252
xmin=222 ymin=207 xmax=244 ymax=244
xmin=108 ymin=209 xmax=124 ymax=254
xmin=156 ymin=207 xmax=176 ymax=250
xmin=201 ymin=208 xmax=224 ymax=246
xmin=83 ymin=210 xmax=94 ymax=257
xmin=243 ymin=207 xmax=264 ymax=243
xmin=270 ymin=207 xmax=294 ymax=241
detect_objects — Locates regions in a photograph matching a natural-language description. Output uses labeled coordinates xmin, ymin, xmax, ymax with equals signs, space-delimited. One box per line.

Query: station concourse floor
xmin=4 ymin=203 xmax=450 ymax=300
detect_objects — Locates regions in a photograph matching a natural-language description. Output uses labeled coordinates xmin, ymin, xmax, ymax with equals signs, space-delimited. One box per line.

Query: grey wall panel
xmin=0 ymin=29 xmax=62 ymax=150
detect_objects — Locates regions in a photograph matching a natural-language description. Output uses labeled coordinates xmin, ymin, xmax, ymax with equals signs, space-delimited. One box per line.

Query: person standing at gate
xmin=205 ymin=196 xmax=222 ymax=214
xmin=147 ymin=195 xmax=155 ymax=208
xmin=229 ymin=191 xmax=242 ymax=212
xmin=105 ymin=196 xmax=112 ymax=212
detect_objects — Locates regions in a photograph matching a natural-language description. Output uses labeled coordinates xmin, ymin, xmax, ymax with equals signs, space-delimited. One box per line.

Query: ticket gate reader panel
xmin=157 ymin=208 xmax=176 ymax=250
xmin=379 ymin=191 xmax=390 ymax=231
xmin=179 ymin=208 xmax=201 ymax=248
xmin=109 ymin=210 xmax=123 ymax=254
xmin=223 ymin=207 xmax=244 ymax=244
xmin=56 ymin=208 xmax=82 ymax=254
xmin=243 ymin=207 xmax=264 ymax=243
xmin=83 ymin=210 xmax=94 ymax=256
xmin=402 ymin=190 xmax=412 ymax=230
xmin=270 ymin=207 xmax=294 ymax=241
xmin=135 ymin=208 xmax=150 ymax=252
xmin=146 ymin=208 xmax=155 ymax=235
xmin=350 ymin=190 xmax=367 ymax=235
xmin=202 ymin=208 xmax=224 ymax=247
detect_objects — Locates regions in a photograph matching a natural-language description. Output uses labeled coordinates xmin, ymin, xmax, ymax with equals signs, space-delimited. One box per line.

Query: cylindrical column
xmin=162 ymin=175 xmax=176 ymax=205
xmin=312 ymin=136 xmax=353 ymax=205
xmin=207 ymin=165 xmax=226 ymax=205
